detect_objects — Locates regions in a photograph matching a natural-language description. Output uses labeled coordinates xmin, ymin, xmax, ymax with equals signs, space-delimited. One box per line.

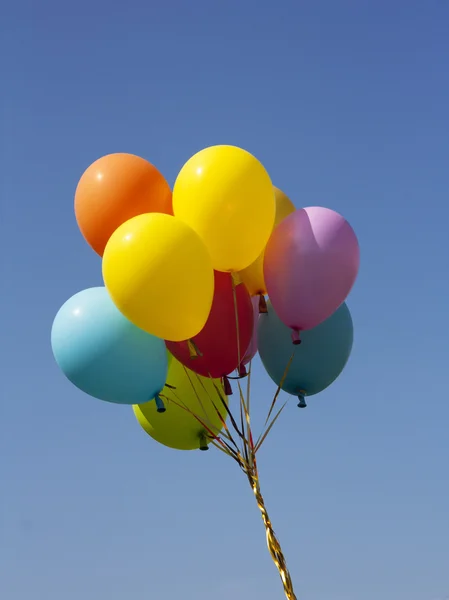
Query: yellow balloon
xmin=239 ymin=187 xmax=296 ymax=296
xmin=173 ymin=145 xmax=275 ymax=272
xmin=102 ymin=213 xmax=214 ymax=342
xmin=133 ymin=356 xmax=228 ymax=451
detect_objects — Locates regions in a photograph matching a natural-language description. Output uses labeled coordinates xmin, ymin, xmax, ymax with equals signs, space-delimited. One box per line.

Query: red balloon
xmin=166 ymin=271 xmax=254 ymax=378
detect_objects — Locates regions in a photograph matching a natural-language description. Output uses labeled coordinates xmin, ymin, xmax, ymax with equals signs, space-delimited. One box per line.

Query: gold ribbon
xmin=245 ymin=464 xmax=297 ymax=600
xmin=168 ymin=280 xmax=300 ymax=599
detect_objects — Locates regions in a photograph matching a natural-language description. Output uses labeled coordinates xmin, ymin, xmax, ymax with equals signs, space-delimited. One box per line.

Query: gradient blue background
xmin=1 ymin=2 xmax=448 ymax=599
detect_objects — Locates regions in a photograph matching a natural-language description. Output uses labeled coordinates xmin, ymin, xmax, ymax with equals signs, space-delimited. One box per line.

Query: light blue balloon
xmin=258 ymin=301 xmax=353 ymax=406
xmin=51 ymin=287 xmax=168 ymax=405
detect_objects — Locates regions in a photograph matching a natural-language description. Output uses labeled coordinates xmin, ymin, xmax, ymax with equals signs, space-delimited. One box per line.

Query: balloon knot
xmin=223 ymin=375 xmax=233 ymax=396
xmin=231 ymin=272 xmax=241 ymax=287
xmin=297 ymin=392 xmax=307 ymax=408
xmin=187 ymin=339 xmax=202 ymax=359
xmin=238 ymin=363 xmax=247 ymax=378
xmin=258 ymin=294 xmax=268 ymax=314
xmin=199 ymin=432 xmax=209 ymax=451
xmin=291 ymin=329 xmax=301 ymax=345
xmin=155 ymin=394 xmax=166 ymax=413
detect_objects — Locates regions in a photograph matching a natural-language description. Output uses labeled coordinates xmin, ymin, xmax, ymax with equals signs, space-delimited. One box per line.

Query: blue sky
xmin=1 ymin=1 xmax=448 ymax=599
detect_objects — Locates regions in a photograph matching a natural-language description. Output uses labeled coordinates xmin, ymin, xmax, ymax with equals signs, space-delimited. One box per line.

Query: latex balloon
xmin=264 ymin=207 xmax=360 ymax=336
xmin=258 ymin=301 xmax=353 ymax=404
xmin=102 ymin=213 xmax=214 ymax=342
xmin=239 ymin=187 xmax=296 ymax=296
xmin=134 ymin=356 xmax=228 ymax=451
xmin=173 ymin=145 xmax=275 ymax=272
xmin=241 ymin=296 xmax=260 ymax=368
xmin=75 ymin=153 xmax=172 ymax=256
xmin=51 ymin=287 xmax=168 ymax=404
xmin=166 ymin=272 xmax=253 ymax=378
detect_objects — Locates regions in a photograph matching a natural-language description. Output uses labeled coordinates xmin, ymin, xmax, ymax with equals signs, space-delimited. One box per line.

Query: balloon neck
xmin=297 ymin=392 xmax=307 ymax=409
xmin=238 ymin=363 xmax=247 ymax=377
xmin=187 ymin=339 xmax=202 ymax=359
xmin=154 ymin=394 xmax=166 ymax=413
xmin=258 ymin=293 xmax=268 ymax=314
xmin=223 ymin=375 xmax=233 ymax=396
xmin=231 ymin=272 xmax=241 ymax=287
xmin=199 ymin=432 xmax=209 ymax=451
xmin=291 ymin=329 xmax=301 ymax=345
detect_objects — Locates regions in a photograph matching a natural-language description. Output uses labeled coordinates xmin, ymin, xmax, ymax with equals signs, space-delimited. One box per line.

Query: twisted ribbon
xmin=245 ymin=464 xmax=297 ymax=600
xmin=167 ymin=275 xmax=299 ymax=598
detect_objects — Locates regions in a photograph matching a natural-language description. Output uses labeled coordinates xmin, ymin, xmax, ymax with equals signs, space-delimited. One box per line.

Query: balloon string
xmin=231 ymin=273 xmax=242 ymax=369
xmin=231 ymin=271 xmax=297 ymax=598
xmin=245 ymin=463 xmax=298 ymax=600
xmin=178 ymin=271 xmax=298 ymax=597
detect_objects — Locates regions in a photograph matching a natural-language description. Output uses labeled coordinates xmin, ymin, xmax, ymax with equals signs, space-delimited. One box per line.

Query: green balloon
xmin=134 ymin=355 xmax=228 ymax=451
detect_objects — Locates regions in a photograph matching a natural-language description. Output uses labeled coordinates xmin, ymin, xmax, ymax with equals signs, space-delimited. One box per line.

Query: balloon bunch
xmin=51 ymin=146 xmax=360 ymax=600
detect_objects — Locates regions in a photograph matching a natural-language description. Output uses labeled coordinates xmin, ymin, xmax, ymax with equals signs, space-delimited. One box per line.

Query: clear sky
xmin=1 ymin=2 xmax=448 ymax=599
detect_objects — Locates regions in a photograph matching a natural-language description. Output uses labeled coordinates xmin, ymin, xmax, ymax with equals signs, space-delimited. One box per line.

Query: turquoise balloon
xmin=258 ymin=301 xmax=353 ymax=403
xmin=51 ymin=287 xmax=168 ymax=405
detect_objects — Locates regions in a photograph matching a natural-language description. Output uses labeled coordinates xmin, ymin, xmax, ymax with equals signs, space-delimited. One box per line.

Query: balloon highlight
xmin=264 ymin=206 xmax=360 ymax=334
xmin=102 ymin=212 xmax=214 ymax=341
xmin=173 ymin=145 xmax=275 ymax=272
xmin=75 ymin=153 xmax=172 ymax=256
xmin=51 ymin=287 xmax=168 ymax=404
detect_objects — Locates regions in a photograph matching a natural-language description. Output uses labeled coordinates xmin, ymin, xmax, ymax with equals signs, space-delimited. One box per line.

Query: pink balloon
xmin=241 ymin=296 xmax=259 ymax=366
xmin=264 ymin=207 xmax=360 ymax=337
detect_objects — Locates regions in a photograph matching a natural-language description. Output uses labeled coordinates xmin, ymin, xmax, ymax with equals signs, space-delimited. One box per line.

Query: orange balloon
xmin=74 ymin=153 xmax=173 ymax=256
